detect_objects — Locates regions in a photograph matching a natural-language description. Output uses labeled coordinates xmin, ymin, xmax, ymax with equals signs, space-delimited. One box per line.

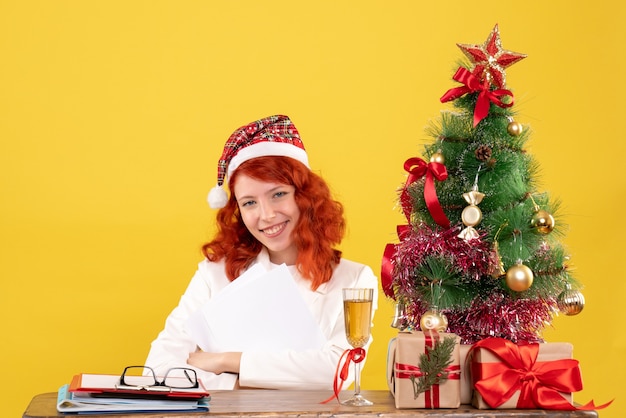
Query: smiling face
xmin=233 ymin=174 xmax=301 ymax=266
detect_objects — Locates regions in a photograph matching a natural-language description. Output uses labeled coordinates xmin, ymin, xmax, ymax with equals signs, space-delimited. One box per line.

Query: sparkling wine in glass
xmin=342 ymin=288 xmax=374 ymax=406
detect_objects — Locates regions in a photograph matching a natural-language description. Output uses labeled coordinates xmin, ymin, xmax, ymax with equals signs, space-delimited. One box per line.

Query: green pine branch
xmin=412 ymin=256 xmax=468 ymax=310
xmin=409 ymin=336 xmax=457 ymax=399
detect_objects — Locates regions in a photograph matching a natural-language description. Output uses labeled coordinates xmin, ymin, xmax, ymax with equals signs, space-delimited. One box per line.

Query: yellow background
xmin=1 ymin=1 xmax=624 ymax=416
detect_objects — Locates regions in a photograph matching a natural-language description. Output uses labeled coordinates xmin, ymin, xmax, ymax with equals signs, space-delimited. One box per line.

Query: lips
xmin=261 ymin=221 xmax=288 ymax=237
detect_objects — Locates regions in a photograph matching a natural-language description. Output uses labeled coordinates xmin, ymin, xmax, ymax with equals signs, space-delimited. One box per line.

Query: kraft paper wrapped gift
xmin=459 ymin=344 xmax=473 ymax=404
xmin=470 ymin=338 xmax=580 ymax=410
xmin=387 ymin=331 xmax=461 ymax=409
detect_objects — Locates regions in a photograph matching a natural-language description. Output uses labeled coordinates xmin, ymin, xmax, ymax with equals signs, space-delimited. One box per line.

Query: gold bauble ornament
xmin=557 ymin=285 xmax=585 ymax=316
xmin=507 ymin=121 xmax=523 ymax=136
xmin=505 ymin=262 xmax=534 ymax=292
xmin=531 ymin=209 xmax=555 ymax=234
xmin=430 ymin=151 xmax=445 ymax=164
xmin=419 ymin=309 xmax=449 ymax=332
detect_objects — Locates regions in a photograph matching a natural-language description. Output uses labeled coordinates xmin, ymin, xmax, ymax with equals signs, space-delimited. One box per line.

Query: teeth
xmin=263 ymin=223 xmax=284 ymax=235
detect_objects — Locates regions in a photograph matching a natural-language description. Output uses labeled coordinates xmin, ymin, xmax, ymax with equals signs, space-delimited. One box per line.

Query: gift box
xmin=459 ymin=344 xmax=473 ymax=405
xmin=387 ymin=331 xmax=461 ymax=409
xmin=470 ymin=338 xmax=582 ymax=410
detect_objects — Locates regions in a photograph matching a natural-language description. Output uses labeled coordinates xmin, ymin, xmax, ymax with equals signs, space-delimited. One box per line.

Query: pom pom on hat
xmin=207 ymin=184 xmax=229 ymax=209
xmin=207 ymin=115 xmax=309 ymax=209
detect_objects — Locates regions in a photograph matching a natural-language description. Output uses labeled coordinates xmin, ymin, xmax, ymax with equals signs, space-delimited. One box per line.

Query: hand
xmin=187 ymin=350 xmax=242 ymax=375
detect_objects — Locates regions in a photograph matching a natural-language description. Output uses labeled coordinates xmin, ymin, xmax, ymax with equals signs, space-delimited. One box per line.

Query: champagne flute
xmin=342 ymin=288 xmax=374 ymax=406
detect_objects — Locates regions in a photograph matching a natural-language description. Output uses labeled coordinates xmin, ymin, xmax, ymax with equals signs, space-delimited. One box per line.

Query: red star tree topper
xmin=457 ymin=24 xmax=527 ymax=88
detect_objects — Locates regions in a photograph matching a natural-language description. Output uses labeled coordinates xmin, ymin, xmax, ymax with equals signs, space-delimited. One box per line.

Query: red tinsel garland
xmin=388 ymin=224 xmax=557 ymax=344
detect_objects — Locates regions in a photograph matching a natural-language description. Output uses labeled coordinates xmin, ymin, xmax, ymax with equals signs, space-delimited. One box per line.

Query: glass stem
xmin=353 ymin=361 xmax=362 ymax=396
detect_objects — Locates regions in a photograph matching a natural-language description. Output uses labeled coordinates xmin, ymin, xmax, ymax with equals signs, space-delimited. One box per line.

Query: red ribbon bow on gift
xmin=400 ymin=157 xmax=450 ymax=229
xmin=471 ymin=338 xmax=612 ymax=411
xmin=440 ymin=67 xmax=514 ymax=127
xmin=321 ymin=347 xmax=366 ymax=404
xmin=394 ymin=363 xmax=461 ymax=408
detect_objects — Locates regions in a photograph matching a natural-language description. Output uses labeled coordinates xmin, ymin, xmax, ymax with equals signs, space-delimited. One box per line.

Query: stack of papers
xmin=56 ymin=373 xmax=210 ymax=414
xmin=186 ymin=263 xmax=327 ymax=352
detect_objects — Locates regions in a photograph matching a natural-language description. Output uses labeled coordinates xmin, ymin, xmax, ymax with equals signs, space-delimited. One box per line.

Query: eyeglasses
xmin=118 ymin=366 xmax=199 ymax=392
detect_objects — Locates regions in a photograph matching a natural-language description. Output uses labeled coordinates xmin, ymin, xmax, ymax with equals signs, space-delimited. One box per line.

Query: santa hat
xmin=207 ymin=115 xmax=309 ymax=208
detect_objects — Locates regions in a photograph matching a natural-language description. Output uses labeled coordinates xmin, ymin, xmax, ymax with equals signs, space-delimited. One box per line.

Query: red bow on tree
xmin=400 ymin=157 xmax=450 ymax=229
xmin=384 ymin=158 xmax=450 ymax=299
xmin=440 ymin=67 xmax=514 ymax=127
xmin=381 ymin=225 xmax=410 ymax=298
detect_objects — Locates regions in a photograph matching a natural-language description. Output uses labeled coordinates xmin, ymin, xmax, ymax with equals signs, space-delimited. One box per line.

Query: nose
xmin=259 ymin=200 xmax=276 ymax=220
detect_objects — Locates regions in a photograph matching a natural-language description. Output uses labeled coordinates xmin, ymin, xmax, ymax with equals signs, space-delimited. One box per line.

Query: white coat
xmin=145 ymin=249 xmax=378 ymax=390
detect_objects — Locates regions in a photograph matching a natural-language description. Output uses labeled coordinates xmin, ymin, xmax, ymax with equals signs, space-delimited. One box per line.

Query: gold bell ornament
xmin=390 ymin=301 xmax=409 ymax=330
xmin=557 ymin=284 xmax=585 ymax=316
xmin=489 ymin=241 xmax=506 ymax=279
xmin=489 ymin=223 xmax=508 ymax=278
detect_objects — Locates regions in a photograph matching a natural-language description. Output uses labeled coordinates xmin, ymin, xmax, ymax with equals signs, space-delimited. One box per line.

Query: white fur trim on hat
xmin=226 ymin=141 xmax=310 ymax=179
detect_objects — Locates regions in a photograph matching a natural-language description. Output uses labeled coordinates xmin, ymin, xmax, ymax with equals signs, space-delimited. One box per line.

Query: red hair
xmin=202 ymin=156 xmax=345 ymax=290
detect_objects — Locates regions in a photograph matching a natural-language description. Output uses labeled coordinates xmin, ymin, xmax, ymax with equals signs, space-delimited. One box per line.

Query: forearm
xmin=238 ymin=342 xmax=361 ymax=389
xmin=187 ymin=351 xmax=242 ymax=375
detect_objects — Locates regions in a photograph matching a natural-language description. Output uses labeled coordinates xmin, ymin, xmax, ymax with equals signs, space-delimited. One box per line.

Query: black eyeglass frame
xmin=119 ymin=365 xmax=199 ymax=391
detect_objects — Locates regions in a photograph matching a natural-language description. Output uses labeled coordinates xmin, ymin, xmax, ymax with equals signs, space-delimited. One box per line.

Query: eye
xmin=239 ymin=199 xmax=256 ymax=208
xmin=273 ymin=189 xmax=292 ymax=199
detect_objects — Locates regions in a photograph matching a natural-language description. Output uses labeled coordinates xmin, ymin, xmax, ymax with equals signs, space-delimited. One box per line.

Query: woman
xmin=145 ymin=115 xmax=378 ymax=390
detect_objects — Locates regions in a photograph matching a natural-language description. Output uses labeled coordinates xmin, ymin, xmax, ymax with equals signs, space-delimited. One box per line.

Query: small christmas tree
xmin=383 ymin=25 xmax=585 ymax=344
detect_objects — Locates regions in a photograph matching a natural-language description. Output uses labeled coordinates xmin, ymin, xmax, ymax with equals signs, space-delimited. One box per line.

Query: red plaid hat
xmin=208 ymin=115 xmax=309 ymax=208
